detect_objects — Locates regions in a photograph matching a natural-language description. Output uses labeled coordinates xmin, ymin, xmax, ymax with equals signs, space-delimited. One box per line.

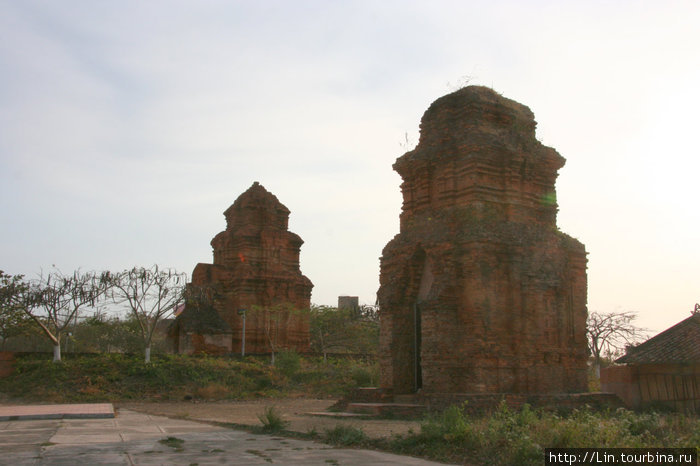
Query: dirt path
xmin=118 ymin=398 xmax=422 ymax=439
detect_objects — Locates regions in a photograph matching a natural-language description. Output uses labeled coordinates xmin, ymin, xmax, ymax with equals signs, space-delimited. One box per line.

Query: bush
xmin=421 ymin=403 xmax=476 ymax=443
xmin=274 ymin=350 xmax=301 ymax=378
xmin=257 ymin=406 xmax=289 ymax=433
xmin=350 ymin=365 xmax=376 ymax=387
xmin=193 ymin=383 xmax=229 ymax=400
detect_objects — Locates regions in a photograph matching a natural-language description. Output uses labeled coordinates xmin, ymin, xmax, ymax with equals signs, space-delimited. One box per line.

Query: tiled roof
xmin=616 ymin=313 xmax=700 ymax=364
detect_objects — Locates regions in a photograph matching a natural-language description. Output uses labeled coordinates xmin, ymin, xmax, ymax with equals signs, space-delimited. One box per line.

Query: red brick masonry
xmin=187 ymin=182 xmax=313 ymax=354
xmin=378 ymin=86 xmax=588 ymax=395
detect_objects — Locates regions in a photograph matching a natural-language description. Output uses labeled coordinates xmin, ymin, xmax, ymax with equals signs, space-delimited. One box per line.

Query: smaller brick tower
xmin=189 ymin=182 xmax=313 ymax=353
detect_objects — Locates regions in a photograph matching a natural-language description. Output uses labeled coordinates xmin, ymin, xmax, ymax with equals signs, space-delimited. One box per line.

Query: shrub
xmin=193 ymin=383 xmax=229 ymax=400
xmin=421 ymin=403 xmax=476 ymax=443
xmin=257 ymin=406 xmax=289 ymax=433
xmin=274 ymin=350 xmax=301 ymax=378
xmin=349 ymin=365 xmax=375 ymax=387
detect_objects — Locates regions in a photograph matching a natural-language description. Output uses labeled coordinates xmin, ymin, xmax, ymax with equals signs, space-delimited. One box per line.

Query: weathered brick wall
xmin=189 ymin=182 xmax=313 ymax=354
xmin=378 ymin=86 xmax=588 ymax=395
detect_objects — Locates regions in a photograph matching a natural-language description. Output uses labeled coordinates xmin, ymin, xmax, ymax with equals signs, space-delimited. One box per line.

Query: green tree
xmin=0 ymin=271 xmax=34 ymax=350
xmin=70 ymin=311 xmax=142 ymax=354
xmin=310 ymin=304 xmax=379 ymax=361
xmin=310 ymin=305 xmax=351 ymax=361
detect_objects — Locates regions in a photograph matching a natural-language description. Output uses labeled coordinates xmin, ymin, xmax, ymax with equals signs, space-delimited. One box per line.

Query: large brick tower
xmin=378 ymin=86 xmax=588 ymax=394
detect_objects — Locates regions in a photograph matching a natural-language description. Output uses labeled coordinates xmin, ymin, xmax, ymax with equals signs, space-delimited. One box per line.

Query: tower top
xmin=223 ymin=182 xmax=290 ymax=231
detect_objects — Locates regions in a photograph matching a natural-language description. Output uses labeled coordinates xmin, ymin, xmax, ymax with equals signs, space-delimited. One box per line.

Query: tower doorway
xmin=413 ymin=257 xmax=433 ymax=393
xmin=413 ymin=302 xmax=423 ymax=391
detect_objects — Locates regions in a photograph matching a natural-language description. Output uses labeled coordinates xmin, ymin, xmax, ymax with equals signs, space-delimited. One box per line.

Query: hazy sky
xmin=1 ymin=0 xmax=698 ymax=335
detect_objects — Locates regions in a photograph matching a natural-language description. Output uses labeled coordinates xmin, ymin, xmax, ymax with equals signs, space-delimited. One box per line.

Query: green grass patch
xmin=324 ymin=424 xmax=368 ymax=446
xmin=159 ymin=436 xmax=185 ymax=452
xmin=379 ymin=401 xmax=700 ymax=465
xmin=0 ymin=353 xmax=378 ymax=402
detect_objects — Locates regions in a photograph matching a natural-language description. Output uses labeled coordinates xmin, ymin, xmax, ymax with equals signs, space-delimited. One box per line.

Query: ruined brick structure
xmin=378 ymin=86 xmax=588 ymax=395
xmin=168 ymin=301 xmax=232 ymax=355
xmin=184 ymin=182 xmax=313 ymax=354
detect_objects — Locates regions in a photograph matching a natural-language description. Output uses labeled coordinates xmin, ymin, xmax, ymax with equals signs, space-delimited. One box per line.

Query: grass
xmin=378 ymin=401 xmax=700 ymax=465
xmin=323 ymin=425 xmax=368 ymax=446
xmin=0 ymin=353 xmax=378 ymax=402
xmin=257 ymin=406 xmax=289 ymax=433
xmin=158 ymin=436 xmax=185 ymax=452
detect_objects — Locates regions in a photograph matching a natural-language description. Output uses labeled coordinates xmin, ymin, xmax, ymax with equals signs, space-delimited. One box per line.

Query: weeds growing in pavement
xmin=257 ymin=406 xmax=289 ymax=433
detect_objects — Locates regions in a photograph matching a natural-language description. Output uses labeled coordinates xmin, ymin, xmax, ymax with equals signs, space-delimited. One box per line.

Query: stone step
xmin=346 ymin=402 xmax=426 ymax=418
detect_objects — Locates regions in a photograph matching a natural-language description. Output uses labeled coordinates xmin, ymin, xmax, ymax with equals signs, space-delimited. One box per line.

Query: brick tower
xmin=378 ymin=86 xmax=588 ymax=394
xmin=190 ymin=182 xmax=313 ymax=353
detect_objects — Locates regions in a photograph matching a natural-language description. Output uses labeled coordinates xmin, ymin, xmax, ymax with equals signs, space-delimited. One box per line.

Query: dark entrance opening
xmin=398 ymin=247 xmax=433 ymax=395
xmin=414 ymin=302 xmax=423 ymax=391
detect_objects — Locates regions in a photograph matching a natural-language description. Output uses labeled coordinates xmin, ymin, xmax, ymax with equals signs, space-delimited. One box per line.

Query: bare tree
xmin=19 ymin=269 xmax=107 ymax=362
xmin=262 ymin=305 xmax=289 ymax=366
xmin=587 ymin=311 xmax=648 ymax=377
xmin=107 ymin=265 xmax=186 ymax=363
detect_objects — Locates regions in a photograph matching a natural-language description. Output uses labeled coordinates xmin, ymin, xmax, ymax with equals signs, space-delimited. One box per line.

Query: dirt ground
xmin=118 ymin=398 xmax=422 ymax=439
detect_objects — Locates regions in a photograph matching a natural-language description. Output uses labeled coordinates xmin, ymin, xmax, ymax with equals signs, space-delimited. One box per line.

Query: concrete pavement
xmin=0 ymin=403 xmax=114 ymax=421
xmin=0 ymin=408 xmax=452 ymax=465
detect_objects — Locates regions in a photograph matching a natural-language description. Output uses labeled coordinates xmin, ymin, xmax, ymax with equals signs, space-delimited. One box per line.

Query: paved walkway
xmin=0 ymin=408 xmax=451 ymax=465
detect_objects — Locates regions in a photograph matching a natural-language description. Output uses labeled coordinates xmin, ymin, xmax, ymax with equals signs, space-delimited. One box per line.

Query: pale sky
xmin=1 ymin=0 xmax=698 ymax=335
